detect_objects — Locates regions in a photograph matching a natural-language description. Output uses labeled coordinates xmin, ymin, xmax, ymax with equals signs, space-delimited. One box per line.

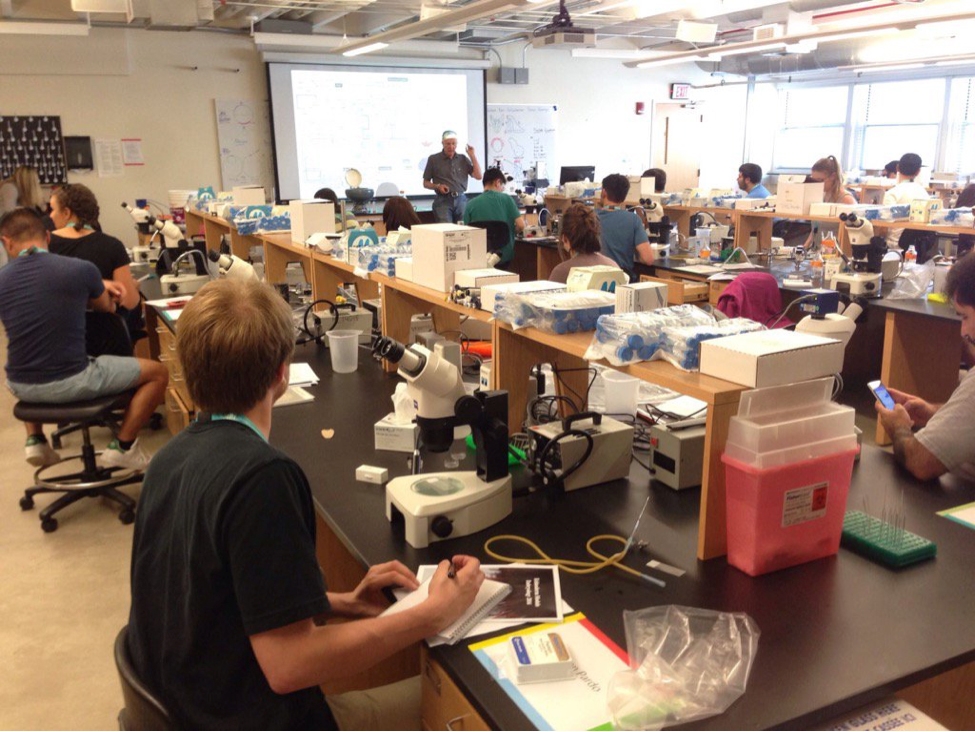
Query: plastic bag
xmin=584 ymin=306 xmax=716 ymax=366
xmin=658 ymin=317 xmax=765 ymax=371
xmin=887 ymin=259 xmax=935 ymax=300
xmin=494 ymin=290 xmax=615 ymax=332
xmin=608 ymin=605 xmax=760 ymax=730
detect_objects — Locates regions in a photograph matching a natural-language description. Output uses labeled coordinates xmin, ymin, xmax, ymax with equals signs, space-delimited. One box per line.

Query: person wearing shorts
xmin=0 ymin=208 xmax=167 ymax=470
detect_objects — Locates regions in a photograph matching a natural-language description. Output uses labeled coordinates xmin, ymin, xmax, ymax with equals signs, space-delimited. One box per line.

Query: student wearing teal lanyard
xmin=127 ymin=278 xmax=485 ymax=730
xmin=596 ymin=173 xmax=653 ymax=279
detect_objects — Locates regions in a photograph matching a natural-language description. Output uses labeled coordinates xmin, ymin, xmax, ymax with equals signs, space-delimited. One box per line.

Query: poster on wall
xmin=486 ymin=104 xmax=557 ymax=187
xmin=215 ymin=99 xmax=275 ymax=195
xmin=0 ymin=115 xmax=66 ymax=184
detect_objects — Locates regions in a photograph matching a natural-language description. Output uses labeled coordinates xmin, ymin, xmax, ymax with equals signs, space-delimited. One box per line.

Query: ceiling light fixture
xmin=342 ymin=42 xmax=390 ymax=57
xmin=708 ymin=41 xmax=786 ymax=60
xmin=635 ymin=54 xmax=706 ymax=69
xmin=0 ymin=20 xmax=90 ymax=36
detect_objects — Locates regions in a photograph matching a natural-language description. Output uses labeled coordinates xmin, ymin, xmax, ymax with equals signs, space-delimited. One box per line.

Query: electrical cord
xmin=297 ymin=299 xmax=337 ymax=345
xmin=526 ymin=394 xmax=579 ymax=428
xmin=534 ymin=428 xmax=594 ymax=497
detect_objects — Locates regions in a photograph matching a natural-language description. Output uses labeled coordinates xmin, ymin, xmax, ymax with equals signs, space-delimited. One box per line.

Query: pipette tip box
xmin=841 ymin=511 xmax=937 ymax=568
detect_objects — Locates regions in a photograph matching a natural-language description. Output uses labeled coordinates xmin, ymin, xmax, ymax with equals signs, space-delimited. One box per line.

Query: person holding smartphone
xmin=875 ymin=252 xmax=975 ymax=481
xmin=422 ymin=130 xmax=482 ymax=223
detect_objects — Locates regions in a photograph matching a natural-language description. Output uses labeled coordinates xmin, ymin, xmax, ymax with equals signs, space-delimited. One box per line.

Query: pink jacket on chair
xmin=716 ymin=272 xmax=791 ymax=328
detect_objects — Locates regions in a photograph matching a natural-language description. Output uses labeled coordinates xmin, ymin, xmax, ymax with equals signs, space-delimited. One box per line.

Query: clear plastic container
xmin=724 ymin=433 xmax=858 ymax=469
xmin=726 ymin=403 xmax=854 ymax=458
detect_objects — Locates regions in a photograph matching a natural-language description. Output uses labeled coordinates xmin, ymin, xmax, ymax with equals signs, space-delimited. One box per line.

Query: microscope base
xmin=830 ymin=272 xmax=882 ymax=297
xmin=386 ymin=471 xmax=512 ymax=549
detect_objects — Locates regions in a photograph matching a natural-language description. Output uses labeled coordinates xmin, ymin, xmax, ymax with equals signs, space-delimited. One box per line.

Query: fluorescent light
xmin=0 ymin=21 xmax=90 ymax=36
xmin=708 ymin=41 xmax=786 ymax=60
xmin=857 ymin=63 xmax=925 ymax=73
xmin=935 ymin=57 xmax=975 ymax=67
xmin=635 ymin=55 xmax=705 ymax=69
xmin=814 ymin=28 xmax=897 ymax=44
xmin=342 ymin=42 xmax=389 ymax=57
xmin=571 ymin=48 xmax=646 ymax=59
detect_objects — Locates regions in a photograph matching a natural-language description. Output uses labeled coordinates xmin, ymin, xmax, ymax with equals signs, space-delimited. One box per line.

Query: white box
xmin=733 ymin=197 xmax=776 ymax=210
xmin=565 ymin=265 xmax=629 ymax=293
xmin=699 ymin=330 xmax=844 ymax=388
xmin=232 ymin=185 xmax=266 ymax=206
xmin=808 ymin=202 xmax=835 ymax=217
xmin=616 ymin=281 xmax=668 ymax=312
xmin=909 ymin=198 xmax=942 ymax=223
xmin=454 ymin=268 xmax=519 ymax=289
xmin=777 ymin=182 xmax=823 ymax=215
xmin=374 ymin=413 xmax=420 ymax=453
xmin=411 ymin=224 xmax=487 ymax=292
xmin=480 ymin=279 xmax=566 ymax=312
xmin=394 ymin=257 xmax=413 ymax=281
xmin=289 ymin=200 xmax=335 ymax=243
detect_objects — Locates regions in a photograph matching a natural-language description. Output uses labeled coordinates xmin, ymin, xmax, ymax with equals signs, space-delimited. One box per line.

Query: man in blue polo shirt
xmin=597 ymin=174 xmax=652 ymax=279
xmin=422 ymin=130 xmax=482 ymax=223
xmin=738 ymin=163 xmax=770 ymax=198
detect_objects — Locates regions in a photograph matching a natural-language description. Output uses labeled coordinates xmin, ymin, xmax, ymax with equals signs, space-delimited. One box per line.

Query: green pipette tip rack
xmin=841 ymin=511 xmax=937 ymax=568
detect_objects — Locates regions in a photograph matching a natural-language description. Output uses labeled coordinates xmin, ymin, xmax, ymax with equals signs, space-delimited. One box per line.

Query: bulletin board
xmin=0 ymin=115 xmax=67 ymax=184
xmin=486 ymin=104 xmax=557 ymax=183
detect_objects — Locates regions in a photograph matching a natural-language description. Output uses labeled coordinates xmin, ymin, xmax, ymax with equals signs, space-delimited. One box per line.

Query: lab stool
xmin=15 ymin=392 xmax=143 ymax=533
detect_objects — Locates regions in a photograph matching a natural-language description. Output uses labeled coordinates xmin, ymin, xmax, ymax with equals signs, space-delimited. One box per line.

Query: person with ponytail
xmin=548 ymin=202 xmax=622 ymax=283
xmin=810 ymin=155 xmax=857 ymax=205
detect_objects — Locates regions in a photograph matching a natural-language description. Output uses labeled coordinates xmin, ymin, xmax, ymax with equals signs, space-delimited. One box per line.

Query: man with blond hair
xmin=127 ymin=279 xmax=484 ymax=729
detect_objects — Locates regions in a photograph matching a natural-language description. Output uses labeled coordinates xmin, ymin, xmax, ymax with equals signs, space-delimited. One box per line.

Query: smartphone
xmin=867 ymin=380 xmax=896 ymax=410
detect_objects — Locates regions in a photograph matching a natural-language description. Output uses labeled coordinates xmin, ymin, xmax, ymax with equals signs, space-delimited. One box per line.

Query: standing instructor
xmin=423 ymin=130 xmax=482 ymax=223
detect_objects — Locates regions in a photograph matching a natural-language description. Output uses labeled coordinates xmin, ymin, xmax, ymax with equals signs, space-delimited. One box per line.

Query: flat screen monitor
xmin=559 ymin=165 xmax=596 ymax=186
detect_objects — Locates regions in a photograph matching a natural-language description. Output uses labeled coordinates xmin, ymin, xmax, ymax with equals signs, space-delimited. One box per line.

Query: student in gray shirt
xmin=422 ymin=130 xmax=482 ymax=223
xmin=876 ymin=252 xmax=975 ymax=481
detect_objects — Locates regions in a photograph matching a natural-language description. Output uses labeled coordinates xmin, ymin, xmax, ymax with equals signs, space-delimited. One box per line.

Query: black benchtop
xmin=272 ymin=343 xmax=975 ymax=730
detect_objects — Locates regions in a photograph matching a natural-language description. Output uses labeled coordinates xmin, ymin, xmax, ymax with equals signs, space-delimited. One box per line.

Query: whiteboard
xmin=215 ymin=99 xmax=276 ymax=194
xmin=487 ymin=104 xmax=557 ymax=184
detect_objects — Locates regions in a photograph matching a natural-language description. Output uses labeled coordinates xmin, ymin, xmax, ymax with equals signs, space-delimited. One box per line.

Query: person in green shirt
xmin=462 ymin=168 xmax=525 ymax=266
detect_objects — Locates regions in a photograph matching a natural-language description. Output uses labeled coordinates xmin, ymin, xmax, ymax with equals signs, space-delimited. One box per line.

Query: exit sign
xmin=670 ymin=83 xmax=691 ymax=100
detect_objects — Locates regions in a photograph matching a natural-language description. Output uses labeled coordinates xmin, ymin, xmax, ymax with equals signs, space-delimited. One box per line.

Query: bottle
xmin=699 ymin=239 xmax=711 ymax=261
xmin=810 ymin=250 xmax=824 ymax=288
xmin=905 ymin=245 xmax=917 ymax=265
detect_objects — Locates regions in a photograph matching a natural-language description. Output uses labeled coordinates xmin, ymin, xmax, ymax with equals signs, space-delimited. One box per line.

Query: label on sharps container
xmin=782 ymin=481 xmax=829 ymax=527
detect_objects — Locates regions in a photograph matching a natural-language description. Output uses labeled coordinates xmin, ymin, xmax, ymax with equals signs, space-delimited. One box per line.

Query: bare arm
xmin=513 ymin=215 xmax=526 ymax=234
xmin=89 ymin=288 xmax=115 ymax=313
xmin=112 ymin=264 xmax=141 ymax=311
xmin=466 ymin=145 xmax=482 ymax=181
xmin=424 ymin=179 xmax=448 ymax=194
xmin=891 ymin=427 xmax=947 ymax=481
xmin=636 ymin=241 xmax=655 ymax=266
xmin=250 ymin=557 xmax=483 ymax=694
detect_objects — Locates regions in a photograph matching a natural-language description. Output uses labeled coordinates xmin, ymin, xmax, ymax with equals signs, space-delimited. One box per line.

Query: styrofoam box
xmin=777 ymin=182 xmax=823 ymax=215
xmin=232 ymin=186 xmax=266 ymax=206
xmin=565 ymin=266 xmax=629 ymax=293
xmin=454 ymin=268 xmax=519 ymax=289
xmin=480 ymin=280 xmax=566 ymax=312
xmin=616 ymin=281 xmax=668 ymax=313
xmin=394 ymin=257 xmax=413 ymax=282
xmin=289 ymin=200 xmax=335 ymax=243
xmin=411 ymin=224 xmax=487 ymax=292
xmin=699 ymin=330 xmax=844 ymax=388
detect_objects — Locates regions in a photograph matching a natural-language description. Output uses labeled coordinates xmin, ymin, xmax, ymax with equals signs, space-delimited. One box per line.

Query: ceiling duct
xmin=147 ymin=0 xmax=210 ymax=30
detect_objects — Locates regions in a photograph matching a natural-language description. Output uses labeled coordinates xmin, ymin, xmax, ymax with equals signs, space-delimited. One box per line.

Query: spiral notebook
xmin=381 ymin=576 xmax=512 ymax=645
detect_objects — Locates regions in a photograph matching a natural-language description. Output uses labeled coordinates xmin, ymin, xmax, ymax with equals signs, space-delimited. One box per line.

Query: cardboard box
xmin=374 ymin=413 xmax=420 ymax=453
xmin=289 ymin=200 xmax=336 ymax=243
xmin=733 ymin=197 xmax=776 ymax=210
xmin=479 ymin=279 xmax=566 ymax=312
xmin=394 ymin=257 xmax=413 ymax=282
xmin=454 ymin=268 xmax=519 ymax=289
xmin=699 ymin=330 xmax=844 ymax=388
xmin=410 ymin=224 xmax=487 ymax=292
xmin=232 ymin=185 xmax=266 ymax=206
xmin=565 ymin=265 xmax=629 ymax=293
xmin=616 ymin=281 xmax=668 ymax=312
xmin=909 ymin=198 xmax=942 ymax=223
xmin=777 ymin=182 xmax=823 ymax=215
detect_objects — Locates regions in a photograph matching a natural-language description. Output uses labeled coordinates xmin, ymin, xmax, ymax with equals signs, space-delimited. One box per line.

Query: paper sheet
xmin=937 ymin=501 xmax=975 ymax=530
xmin=289 ymin=363 xmax=319 ymax=387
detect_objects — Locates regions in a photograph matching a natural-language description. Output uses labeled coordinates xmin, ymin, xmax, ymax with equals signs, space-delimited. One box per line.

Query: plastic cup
xmin=325 ymin=330 xmax=359 ymax=373
xmin=603 ymin=371 xmax=640 ymax=416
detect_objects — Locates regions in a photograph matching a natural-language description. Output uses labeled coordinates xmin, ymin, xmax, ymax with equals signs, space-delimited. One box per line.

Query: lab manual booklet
xmin=414 ymin=563 xmax=563 ymax=623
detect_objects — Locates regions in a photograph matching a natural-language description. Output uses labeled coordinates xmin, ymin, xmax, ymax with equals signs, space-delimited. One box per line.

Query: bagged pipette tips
xmin=494 ymin=290 xmax=616 ymax=332
xmin=584 ymin=305 xmax=715 ymax=367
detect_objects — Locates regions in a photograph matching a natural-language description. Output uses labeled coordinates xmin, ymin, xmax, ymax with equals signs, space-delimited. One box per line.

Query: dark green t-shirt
xmin=463 ymin=190 xmax=521 ymax=263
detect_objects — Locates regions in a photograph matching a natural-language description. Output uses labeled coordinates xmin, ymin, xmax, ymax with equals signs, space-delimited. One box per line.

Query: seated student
xmin=883 ymin=153 xmax=930 ymax=249
xmin=876 ymin=252 xmax=975 ymax=481
xmin=127 ymin=278 xmax=484 ymax=730
xmin=48 ymin=184 xmax=143 ymax=355
xmin=737 ymin=163 xmax=770 ymax=199
xmin=382 ymin=196 xmax=421 ymax=233
xmin=462 ymin=168 xmax=525 ymax=267
xmin=884 ymin=160 xmax=899 ymax=180
xmin=641 ymin=168 xmax=667 ymax=193
xmin=314 ymin=187 xmax=357 ymax=231
xmin=806 ymin=156 xmax=857 ymax=249
xmin=549 ymin=203 xmax=621 ymax=283
xmin=0 ymin=209 xmax=168 ymax=469
xmin=597 ymin=174 xmax=652 ymax=278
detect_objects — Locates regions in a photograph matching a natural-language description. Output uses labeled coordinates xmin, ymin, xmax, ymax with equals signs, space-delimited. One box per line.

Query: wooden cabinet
xmin=156 ymin=325 xmax=195 ymax=434
xmin=420 ymin=647 xmax=490 ymax=731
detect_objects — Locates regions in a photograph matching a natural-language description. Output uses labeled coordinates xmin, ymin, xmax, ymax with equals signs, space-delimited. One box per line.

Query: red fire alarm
xmin=635 ymin=101 xmax=645 ymax=115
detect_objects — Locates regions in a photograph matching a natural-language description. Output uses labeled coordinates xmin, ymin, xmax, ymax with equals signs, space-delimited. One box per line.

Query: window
xmin=772 ymin=86 xmax=848 ymax=170
xmin=852 ymin=79 xmax=943 ymax=172
xmin=948 ymin=77 xmax=975 ymax=174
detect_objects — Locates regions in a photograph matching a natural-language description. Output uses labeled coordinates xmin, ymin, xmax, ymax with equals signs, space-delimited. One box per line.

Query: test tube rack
xmin=841 ymin=510 xmax=937 ymax=568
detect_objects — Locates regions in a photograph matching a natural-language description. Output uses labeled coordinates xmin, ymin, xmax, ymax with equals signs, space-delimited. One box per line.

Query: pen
xmin=447 ymin=560 xmax=456 ymax=579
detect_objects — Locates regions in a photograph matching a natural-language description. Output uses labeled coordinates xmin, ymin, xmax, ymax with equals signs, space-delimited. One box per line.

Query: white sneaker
xmin=101 ymin=439 xmax=151 ymax=472
xmin=25 ymin=437 xmax=61 ymax=468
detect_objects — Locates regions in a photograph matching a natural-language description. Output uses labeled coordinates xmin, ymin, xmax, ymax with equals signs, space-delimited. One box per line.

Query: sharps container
xmin=722 ymin=377 xmax=858 ymax=576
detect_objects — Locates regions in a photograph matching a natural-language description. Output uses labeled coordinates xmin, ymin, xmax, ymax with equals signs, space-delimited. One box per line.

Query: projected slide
xmin=268 ymin=63 xmax=486 ymax=201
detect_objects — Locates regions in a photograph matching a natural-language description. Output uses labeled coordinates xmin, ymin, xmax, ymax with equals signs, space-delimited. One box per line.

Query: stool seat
xmin=14 ymin=391 xmax=133 ymax=424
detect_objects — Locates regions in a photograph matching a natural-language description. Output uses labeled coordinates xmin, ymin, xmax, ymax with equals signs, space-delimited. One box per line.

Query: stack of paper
xmin=289 ymin=363 xmax=319 ymax=387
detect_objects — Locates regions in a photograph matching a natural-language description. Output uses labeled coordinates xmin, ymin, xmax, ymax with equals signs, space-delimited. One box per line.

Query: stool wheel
xmin=41 ymin=517 xmax=58 ymax=533
xmin=20 ymin=496 xmax=34 ymax=511
xmin=118 ymin=509 xmax=135 ymax=525
xmin=149 ymin=413 xmax=164 ymax=431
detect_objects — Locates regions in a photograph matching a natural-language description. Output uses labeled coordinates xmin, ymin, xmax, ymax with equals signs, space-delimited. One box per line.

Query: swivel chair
xmin=114 ymin=626 xmax=174 ymax=731
xmin=16 ymin=391 xmax=143 ymax=533
xmin=468 ymin=220 xmax=512 ymax=260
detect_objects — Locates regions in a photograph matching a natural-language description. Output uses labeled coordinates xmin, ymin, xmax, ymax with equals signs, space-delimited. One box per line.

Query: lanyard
xmin=209 ymin=413 xmax=267 ymax=442
xmin=18 ymin=246 xmax=46 ymax=257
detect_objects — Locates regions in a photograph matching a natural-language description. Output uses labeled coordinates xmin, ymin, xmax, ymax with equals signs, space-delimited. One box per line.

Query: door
xmin=651 ymin=103 xmax=703 ymax=191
